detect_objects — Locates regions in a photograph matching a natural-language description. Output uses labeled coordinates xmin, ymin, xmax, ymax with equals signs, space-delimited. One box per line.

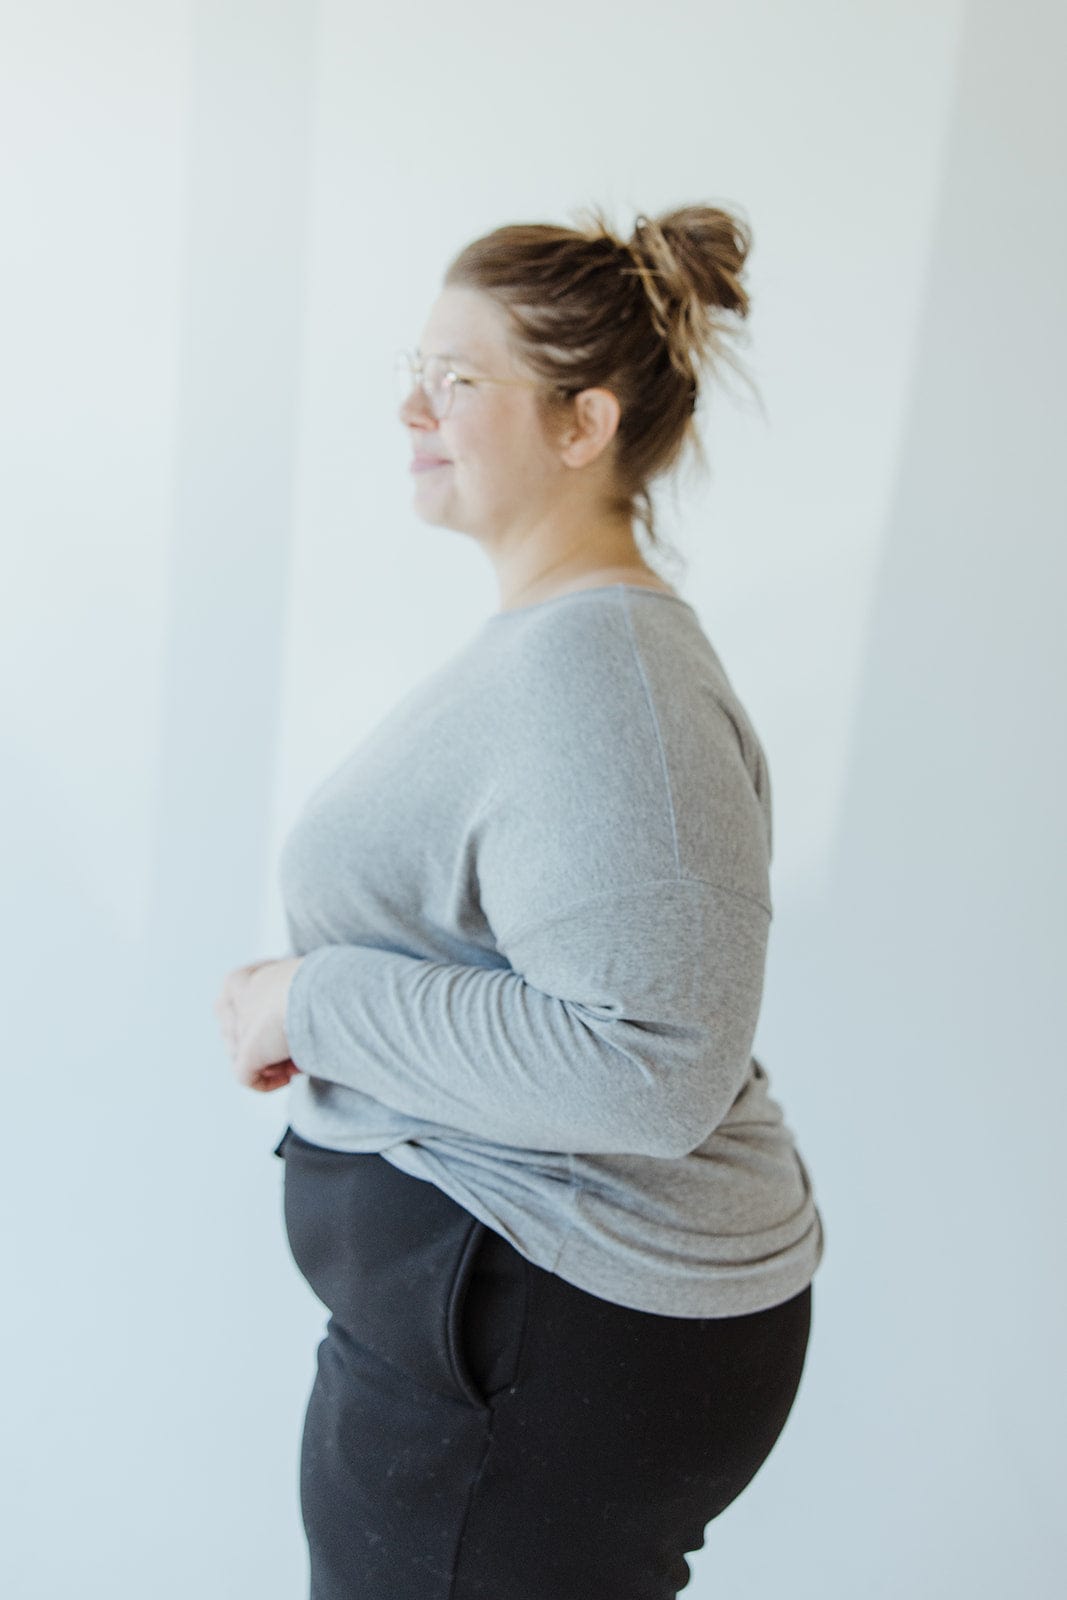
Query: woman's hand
xmin=213 ymin=956 xmax=306 ymax=1093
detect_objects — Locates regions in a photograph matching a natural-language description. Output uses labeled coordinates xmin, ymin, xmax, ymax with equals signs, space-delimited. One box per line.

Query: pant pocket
xmin=446 ymin=1220 xmax=530 ymax=1411
xmin=281 ymin=1139 xmax=503 ymax=1406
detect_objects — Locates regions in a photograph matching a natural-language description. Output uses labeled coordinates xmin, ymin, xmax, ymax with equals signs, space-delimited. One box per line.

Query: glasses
xmin=394 ymin=348 xmax=543 ymax=421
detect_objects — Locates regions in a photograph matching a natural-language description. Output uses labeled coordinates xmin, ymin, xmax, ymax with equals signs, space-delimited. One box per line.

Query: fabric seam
xmin=494 ymin=874 xmax=772 ymax=949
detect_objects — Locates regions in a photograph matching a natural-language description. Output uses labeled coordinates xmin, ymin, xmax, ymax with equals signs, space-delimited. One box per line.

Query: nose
xmin=398 ymin=385 xmax=437 ymax=428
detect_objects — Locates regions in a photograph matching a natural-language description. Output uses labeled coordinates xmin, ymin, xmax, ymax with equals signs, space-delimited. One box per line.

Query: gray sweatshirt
xmin=279 ymin=583 xmax=824 ymax=1316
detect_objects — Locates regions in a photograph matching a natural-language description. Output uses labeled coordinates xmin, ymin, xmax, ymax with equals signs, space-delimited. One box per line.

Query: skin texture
xmin=215 ymin=285 xmax=676 ymax=1092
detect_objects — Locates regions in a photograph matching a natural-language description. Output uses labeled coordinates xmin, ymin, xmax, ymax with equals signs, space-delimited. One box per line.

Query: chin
xmin=412 ymin=505 xmax=474 ymax=539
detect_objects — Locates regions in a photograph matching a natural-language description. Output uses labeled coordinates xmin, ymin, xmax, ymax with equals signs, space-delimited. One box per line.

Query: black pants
xmin=275 ymin=1126 xmax=812 ymax=1600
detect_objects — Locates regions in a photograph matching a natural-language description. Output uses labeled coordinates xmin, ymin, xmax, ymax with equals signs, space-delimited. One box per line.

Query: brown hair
xmin=442 ymin=201 xmax=757 ymax=569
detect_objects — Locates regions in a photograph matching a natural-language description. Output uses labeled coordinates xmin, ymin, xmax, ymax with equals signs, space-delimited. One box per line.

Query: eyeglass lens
xmin=394 ymin=353 xmax=452 ymax=418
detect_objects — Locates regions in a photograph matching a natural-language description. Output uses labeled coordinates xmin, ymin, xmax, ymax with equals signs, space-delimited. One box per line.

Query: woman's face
xmin=399 ymin=287 xmax=565 ymax=543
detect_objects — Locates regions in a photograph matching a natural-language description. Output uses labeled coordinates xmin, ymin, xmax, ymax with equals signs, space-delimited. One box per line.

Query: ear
xmin=557 ymin=387 xmax=621 ymax=468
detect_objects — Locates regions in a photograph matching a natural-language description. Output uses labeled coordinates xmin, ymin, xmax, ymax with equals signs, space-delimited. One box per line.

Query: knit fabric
xmin=279 ymin=584 xmax=824 ymax=1316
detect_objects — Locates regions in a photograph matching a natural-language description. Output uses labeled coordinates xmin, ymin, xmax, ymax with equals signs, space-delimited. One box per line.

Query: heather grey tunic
xmin=280 ymin=584 xmax=824 ymax=1316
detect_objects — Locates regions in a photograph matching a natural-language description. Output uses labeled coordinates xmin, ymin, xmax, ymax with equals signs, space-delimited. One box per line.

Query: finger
xmin=250 ymin=1072 xmax=288 ymax=1093
xmin=249 ymin=1063 xmax=300 ymax=1092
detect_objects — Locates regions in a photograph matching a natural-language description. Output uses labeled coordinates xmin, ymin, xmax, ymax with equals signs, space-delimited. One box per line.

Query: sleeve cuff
xmin=285 ymin=946 xmax=339 ymax=1074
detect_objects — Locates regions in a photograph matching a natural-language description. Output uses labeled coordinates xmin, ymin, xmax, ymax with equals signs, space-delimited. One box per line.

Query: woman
xmin=214 ymin=202 xmax=825 ymax=1600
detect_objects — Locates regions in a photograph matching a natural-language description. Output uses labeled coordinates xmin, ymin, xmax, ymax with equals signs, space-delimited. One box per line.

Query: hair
xmin=442 ymin=201 xmax=758 ymax=575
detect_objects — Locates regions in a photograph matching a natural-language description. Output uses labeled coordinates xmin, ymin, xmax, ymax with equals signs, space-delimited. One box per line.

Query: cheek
xmin=447 ymin=404 xmax=544 ymax=490
xmin=451 ymin=425 xmax=514 ymax=479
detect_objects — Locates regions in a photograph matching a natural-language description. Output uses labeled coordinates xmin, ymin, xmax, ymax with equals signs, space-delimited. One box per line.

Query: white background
xmin=2 ymin=1 xmax=1064 ymax=1595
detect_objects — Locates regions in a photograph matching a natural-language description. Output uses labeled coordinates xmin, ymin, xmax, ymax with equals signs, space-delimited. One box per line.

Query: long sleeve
xmin=275 ymin=589 xmax=825 ymax=1320
xmin=285 ymin=874 xmax=770 ymax=1159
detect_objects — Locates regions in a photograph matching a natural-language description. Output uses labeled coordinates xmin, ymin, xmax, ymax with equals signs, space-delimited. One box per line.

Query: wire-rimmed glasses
xmin=394 ymin=349 xmax=543 ymax=420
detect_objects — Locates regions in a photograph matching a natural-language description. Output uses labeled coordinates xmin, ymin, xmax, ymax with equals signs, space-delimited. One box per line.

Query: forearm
xmin=285 ymin=927 xmax=762 ymax=1159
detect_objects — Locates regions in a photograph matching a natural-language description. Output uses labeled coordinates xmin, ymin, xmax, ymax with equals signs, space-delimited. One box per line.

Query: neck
xmin=493 ymin=524 xmax=669 ymax=613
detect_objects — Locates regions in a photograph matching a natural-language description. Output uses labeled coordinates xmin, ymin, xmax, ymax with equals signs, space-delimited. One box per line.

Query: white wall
xmin=2 ymin=1 xmax=1063 ymax=1595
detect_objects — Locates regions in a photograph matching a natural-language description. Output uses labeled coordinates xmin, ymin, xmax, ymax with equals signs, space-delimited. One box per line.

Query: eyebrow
xmin=415 ymin=346 xmax=478 ymax=365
